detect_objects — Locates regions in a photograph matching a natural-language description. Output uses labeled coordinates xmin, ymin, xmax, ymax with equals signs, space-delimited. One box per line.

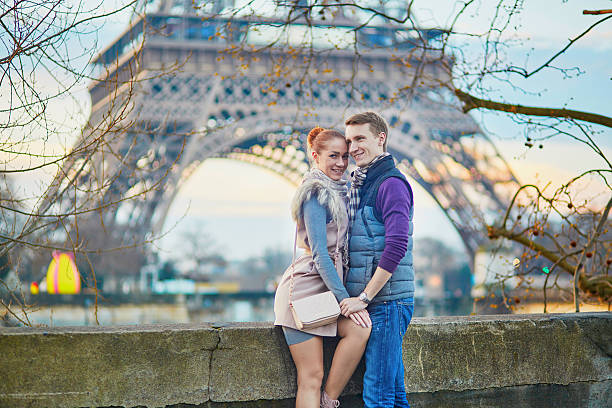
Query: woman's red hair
xmin=307 ymin=127 xmax=345 ymax=153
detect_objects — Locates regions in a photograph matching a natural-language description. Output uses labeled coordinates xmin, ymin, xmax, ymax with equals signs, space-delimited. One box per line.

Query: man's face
xmin=345 ymin=123 xmax=386 ymax=167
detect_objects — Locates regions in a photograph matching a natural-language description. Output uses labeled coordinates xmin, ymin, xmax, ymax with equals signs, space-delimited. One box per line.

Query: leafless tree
xmin=0 ymin=0 xmax=188 ymax=325
xmin=170 ymin=222 xmax=226 ymax=279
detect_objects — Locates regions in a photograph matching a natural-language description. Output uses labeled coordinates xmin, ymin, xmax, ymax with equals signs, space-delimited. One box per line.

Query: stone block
xmin=209 ymin=323 xmax=295 ymax=402
xmin=0 ymin=324 xmax=218 ymax=408
xmin=402 ymin=313 xmax=612 ymax=393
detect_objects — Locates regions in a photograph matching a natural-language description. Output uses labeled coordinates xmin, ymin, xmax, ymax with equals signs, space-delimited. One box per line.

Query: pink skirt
xmin=273 ymin=253 xmax=338 ymax=337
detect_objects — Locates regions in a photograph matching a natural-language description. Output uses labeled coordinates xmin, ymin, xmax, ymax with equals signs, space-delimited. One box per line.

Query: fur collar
xmin=291 ymin=177 xmax=347 ymax=225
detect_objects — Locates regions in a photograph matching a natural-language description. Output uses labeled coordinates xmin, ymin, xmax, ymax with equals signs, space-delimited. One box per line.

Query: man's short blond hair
xmin=345 ymin=111 xmax=390 ymax=151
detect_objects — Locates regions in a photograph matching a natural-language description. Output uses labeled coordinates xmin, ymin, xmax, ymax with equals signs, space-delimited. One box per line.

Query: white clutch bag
xmin=290 ymin=291 xmax=341 ymax=330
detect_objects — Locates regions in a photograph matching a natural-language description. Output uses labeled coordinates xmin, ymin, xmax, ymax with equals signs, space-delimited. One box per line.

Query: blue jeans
xmin=363 ymin=299 xmax=414 ymax=408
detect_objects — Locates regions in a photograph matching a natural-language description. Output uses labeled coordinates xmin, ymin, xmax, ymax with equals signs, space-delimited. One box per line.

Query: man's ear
xmin=379 ymin=132 xmax=387 ymax=146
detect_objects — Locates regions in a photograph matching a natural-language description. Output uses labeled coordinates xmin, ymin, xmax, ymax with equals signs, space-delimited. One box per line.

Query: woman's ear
xmin=311 ymin=150 xmax=318 ymax=163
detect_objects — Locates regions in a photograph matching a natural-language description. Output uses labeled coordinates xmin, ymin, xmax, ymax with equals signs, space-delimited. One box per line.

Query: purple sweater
xmin=375 ymin=177 xmax=413 ymax=273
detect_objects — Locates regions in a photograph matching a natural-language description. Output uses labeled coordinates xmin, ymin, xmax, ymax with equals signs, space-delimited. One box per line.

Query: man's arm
xmin=340 ymin=267 xmax=392 ymax=315
xmin=340 ymin=177 xmax=412 ymax=315
xmin=362 ymin=267 xmax=393 ymax=301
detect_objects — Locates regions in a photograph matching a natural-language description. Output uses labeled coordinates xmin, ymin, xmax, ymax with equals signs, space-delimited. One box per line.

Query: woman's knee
xmin=354 ymin=325 xmax=372 ymax=343
xmin=297 ymin=365 xmax=324 ymax=388
xmin=342 ymin=320 xmax=371 ymax=343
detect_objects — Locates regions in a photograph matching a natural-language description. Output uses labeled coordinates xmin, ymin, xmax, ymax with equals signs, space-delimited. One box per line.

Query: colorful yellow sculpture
xmin=46 ymin=251 xmax=81 ymax=294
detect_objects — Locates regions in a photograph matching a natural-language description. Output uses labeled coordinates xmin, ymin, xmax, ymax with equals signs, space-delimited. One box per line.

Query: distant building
xmin=413 ymin=237 xmax=471 ymax=299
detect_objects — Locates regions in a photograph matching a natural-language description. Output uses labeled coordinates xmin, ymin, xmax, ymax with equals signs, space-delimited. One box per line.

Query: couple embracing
xmin=274 ymin=112 xmax=415 ymax=408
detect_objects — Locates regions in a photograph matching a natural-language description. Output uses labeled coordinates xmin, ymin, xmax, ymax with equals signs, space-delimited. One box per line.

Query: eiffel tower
xmin=40 ymin=0 xmax=518 ymax=269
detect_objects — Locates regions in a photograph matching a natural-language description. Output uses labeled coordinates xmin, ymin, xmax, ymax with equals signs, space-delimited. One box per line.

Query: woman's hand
xmin=348 ymin=309 xmax=372 ymax=328
xmin=340 ymin=296 xmax=367 ymax=316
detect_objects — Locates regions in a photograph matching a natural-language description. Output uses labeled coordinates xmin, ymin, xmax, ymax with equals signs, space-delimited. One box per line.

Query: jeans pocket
xmin=397 ymin=302 xmax=414 ymax=335
xmin=367 ymin=303 xmax=387 ymax=331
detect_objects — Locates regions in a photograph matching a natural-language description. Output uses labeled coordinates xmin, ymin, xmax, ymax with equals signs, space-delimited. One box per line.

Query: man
xmin=339 ymin=112 xmax=415 ymax=408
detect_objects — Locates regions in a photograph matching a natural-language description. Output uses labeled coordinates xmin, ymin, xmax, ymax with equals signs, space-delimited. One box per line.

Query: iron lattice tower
xmin=41 ymin=1 xmax=519 ymax=265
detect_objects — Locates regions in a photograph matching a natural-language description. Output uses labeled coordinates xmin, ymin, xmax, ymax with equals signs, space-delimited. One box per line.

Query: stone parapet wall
xmin=0 ymin=313 xmax=610 ymax=407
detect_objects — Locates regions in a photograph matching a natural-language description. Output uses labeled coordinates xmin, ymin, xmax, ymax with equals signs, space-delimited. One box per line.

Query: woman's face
xmin=312 ymin=137 xmax=349 ymax=181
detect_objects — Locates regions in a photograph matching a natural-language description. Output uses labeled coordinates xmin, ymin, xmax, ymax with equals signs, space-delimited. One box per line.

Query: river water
xmin=9 ymin=295 xmax=475 ymax=327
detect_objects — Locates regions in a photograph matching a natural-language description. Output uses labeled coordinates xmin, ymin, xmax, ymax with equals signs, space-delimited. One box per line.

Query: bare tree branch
xmin=454 ymin=89 xmax=612 ymax=128
xmin=583 ymin=9 xmax=612 ymax=15
xmin=573 ymin=195 xmax=612 ymax=311
xmin=504 ymin=13 xmax=612 ymax=78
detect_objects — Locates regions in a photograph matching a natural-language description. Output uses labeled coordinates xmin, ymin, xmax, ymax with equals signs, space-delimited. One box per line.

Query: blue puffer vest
xmin=345 ymin=155 xmax=415 ymax=303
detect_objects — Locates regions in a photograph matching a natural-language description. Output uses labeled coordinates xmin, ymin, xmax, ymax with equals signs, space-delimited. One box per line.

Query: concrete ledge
xmin=1 ymin=313 xmax=610 ymax=407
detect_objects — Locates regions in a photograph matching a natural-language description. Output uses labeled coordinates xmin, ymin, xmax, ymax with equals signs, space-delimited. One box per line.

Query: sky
xmin=2 ymin=0 xmax=611 ymax=262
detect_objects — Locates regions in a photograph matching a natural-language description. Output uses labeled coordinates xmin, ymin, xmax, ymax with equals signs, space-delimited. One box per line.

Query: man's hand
xmin=348 ymin=309 xmax=372 ymax=328
xmin=340 ymin=297 xmax=367 ymax=316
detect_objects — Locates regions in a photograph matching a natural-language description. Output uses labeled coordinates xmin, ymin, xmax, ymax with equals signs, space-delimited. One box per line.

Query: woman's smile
xmin=315 ymin=137 xmax=349 ymax=180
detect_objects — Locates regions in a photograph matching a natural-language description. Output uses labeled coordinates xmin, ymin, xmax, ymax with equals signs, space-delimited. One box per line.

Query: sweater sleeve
xmin=303 ymin=197 xmax=350 ymax=302
xmin=375 ymin=177 xmax=412 ymax=273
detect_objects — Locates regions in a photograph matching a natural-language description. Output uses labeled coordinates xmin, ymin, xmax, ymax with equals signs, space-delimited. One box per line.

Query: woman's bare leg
xmin=324 ymin=316 xmax=371 ymax=399
xmin=289 ymin=335 xmax=324 ymax=408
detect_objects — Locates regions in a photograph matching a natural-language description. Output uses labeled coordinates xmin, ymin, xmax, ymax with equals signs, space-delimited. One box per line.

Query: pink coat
xmin=273 ymin=203 xmax=348 ymax=337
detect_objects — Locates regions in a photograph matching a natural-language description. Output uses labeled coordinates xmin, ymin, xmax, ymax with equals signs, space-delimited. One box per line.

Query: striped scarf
xmin=348 ymin=153 xmax=390 ymax=226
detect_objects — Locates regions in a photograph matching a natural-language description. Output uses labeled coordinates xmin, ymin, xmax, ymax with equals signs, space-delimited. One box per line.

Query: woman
xmin=274 ymin=127 xmax=372 ymax=408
